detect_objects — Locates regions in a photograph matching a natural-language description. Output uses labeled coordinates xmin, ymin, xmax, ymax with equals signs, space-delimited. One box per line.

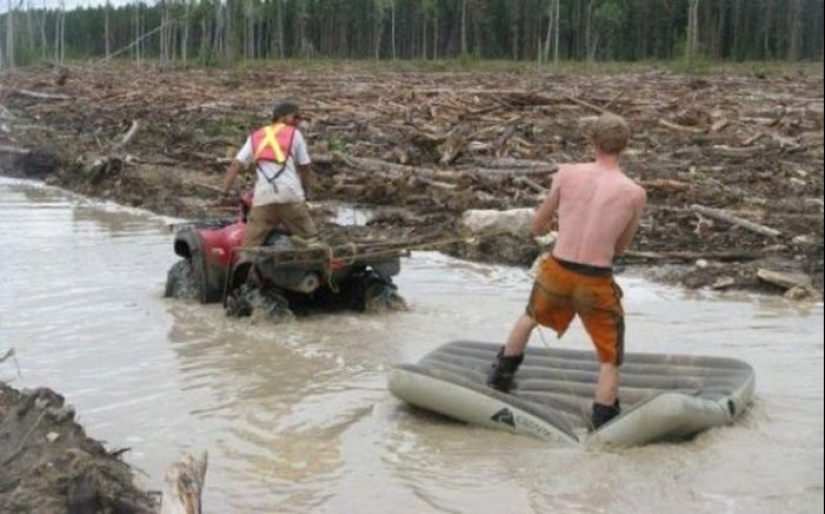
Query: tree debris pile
xmin=0 ymin=383 xmax=156 ymax=513
xmin=0 ymin=63 xmax=822 ymax=296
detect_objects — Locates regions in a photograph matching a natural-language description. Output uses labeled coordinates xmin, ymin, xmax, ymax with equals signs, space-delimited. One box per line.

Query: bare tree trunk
xmin=460 ymin=0 xmax=468 ymax=56
xmin=686 ymin=0 xmax=700 ymax=61
xmin=199 ymin=16 xmax=209 ymax=62
xmin=245 ymin=0 xmax=254 ymax=61
xmin=295 ymin=0 xmax=307 ymax=58
xmin=553 ymin=0 xmax=560 ymax=64
xmin=509 ymin=1 xmax=518 ymax=59
xmin=788 ymin=0 xmax=803 ymax=61
xmin=543 ymin=0 xmax=553 ymax=63
xmin=160 ymin=1 xmax=167 ymax=67
xmin=433 ymin=3 xmax=438 ymax=59
xmin=133 ymin=4 xmax=139 ymax=62
xmin=422 ymin=4 xmax=428 ymax=59
xmin=213 ymin=0 xmax=224 ymax=61
xmin=6 ymin=0 xmax=15 ymax=68
xmin=391 ymin=0 xmax=397 ymax=60
xmin=54 ymin=1 xmax=62 ymax=65
xmin=25 ymin=1 xmax=35 ymax=60
xmin=277 ymin=0 xmax=284 ymax=58
xmin=225 ymin=0 xmax=234 ymax=63
xmin=374 ymin=2 xmax=384 ymax=60
xmin=585 ymin=0 xmax=595 ymax=62
xmin=60 ymin=3 xmax=65 ymax=65
xmin=182 ymin=0 xmax=190 ymax=65
xmin=0 ymin=11 xmax=4 ymax=72
xmin=38 ymin=1 xmax=47 ymax=60
xmin=105 ymin=1 xmax=111 ymax=59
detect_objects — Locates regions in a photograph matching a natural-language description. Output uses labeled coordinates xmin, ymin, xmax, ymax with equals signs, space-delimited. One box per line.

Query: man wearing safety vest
xmin=222 ymin=101 xmax=318 ymax=247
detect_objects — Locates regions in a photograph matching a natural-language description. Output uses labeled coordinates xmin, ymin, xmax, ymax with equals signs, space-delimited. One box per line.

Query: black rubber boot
xmin=486 ymin=347 xmax=525 ymax=393
xmin=591 ymin=399 xmax=621 ymax=431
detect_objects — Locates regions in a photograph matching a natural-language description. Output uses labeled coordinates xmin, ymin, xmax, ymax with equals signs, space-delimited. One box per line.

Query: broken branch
xmin=691 ymin=204 xmax=782 ymax=238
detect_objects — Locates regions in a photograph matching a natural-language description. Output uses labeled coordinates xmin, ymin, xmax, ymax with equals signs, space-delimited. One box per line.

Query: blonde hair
xmin=591 ymin=114 xmax=631 ymax=155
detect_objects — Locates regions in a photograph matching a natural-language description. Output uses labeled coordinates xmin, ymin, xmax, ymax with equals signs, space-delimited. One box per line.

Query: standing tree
xmin=5 ymin=0 xmax=14 ymax=69
xmin=460 ymin=0 xmax=468 ymax=57
xmin=686 ymin=0 xmax=701 ymax=61
xmin=391 ymin=0 xmax=397 ymax=60
xmin=543 ymin=0 xmax=561 ymax=64
xmin=105 ymin=0 xmax=111 ymax=60
xmin=374 ymin=0 xmax=387 ymax=59
xmin=788 ymin=0 xmax=803 ymax=60
xmin=54 ymin=0 xmax=66 ymax=66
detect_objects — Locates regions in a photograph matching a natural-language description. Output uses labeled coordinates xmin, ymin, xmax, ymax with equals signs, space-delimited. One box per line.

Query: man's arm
xmin=223 ymin=137 xmax=253 ymax=195
xmin=614 ymin=187 xmax=648 ymax=255
xmin=222 ymin=160 xmax=245 ymax=194
xmin=298 ymin=164 xmax=316 ymax=194
xmin=531 ymin=169 xmax=563 ymax=236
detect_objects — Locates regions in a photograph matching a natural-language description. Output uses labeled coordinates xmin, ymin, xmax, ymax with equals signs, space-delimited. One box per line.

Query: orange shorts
xmin=528 ymin=255 xmax=625 ymax=366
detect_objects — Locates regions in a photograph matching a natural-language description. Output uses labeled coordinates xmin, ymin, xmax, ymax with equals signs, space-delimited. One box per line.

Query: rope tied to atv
xmin=234 ymin=227 xmax=526 ymax=268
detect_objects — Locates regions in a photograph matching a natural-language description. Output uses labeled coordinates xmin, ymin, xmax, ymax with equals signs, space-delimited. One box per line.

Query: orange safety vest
xmin=250 ymin=123 xmax=296 ymax=164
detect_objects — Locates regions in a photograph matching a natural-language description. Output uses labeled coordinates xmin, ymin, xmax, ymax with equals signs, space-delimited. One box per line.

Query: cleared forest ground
xmin=1 ymin=62 xmax=823 ymax=297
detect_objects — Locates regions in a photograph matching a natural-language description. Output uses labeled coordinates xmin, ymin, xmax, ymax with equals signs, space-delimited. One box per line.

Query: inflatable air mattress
xmin=388 ymin=341 xmax=755 ymax=447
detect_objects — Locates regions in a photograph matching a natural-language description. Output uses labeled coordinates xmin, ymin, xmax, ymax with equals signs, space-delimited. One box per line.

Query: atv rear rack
xmin=237 ymin=241 xmax=411 ymax=268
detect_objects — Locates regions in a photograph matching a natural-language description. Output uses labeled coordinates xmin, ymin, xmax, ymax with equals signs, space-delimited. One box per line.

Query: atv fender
xmin=174 ymin=226 xmax=225 ymax=304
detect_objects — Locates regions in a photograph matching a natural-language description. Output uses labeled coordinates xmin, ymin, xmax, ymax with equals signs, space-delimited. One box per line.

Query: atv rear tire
xmin=364 ymin=281 xmax=407 ymax=313
xmin=225 ymin=283 xmax=295 ymax=323
xmin=349 ymin=271 xmax=406 ymax=313
xmin=165 ymin=259 xmax=199 ymax=301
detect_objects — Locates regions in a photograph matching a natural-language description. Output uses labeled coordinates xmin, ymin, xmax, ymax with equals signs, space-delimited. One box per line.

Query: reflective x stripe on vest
xmin=251 ymin=124 xmax=295 ymax=164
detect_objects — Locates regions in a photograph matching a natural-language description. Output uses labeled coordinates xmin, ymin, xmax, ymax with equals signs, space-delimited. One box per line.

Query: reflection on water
xmin=1 ymin=178 xmax=823 ymax=513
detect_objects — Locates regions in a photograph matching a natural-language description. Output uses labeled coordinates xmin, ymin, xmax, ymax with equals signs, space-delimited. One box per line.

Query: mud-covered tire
xmin=347 ymin=271 xmax=406 ymax=313
xmin=225 ymin=283 xmax=295 ymax=323
xmin=363 ymin=281 xmax=407 ymax=313
xmin=225 ymin=286 xmax=253 ymax=318
xmin=165 ymin=259 xmax=199 ymax=301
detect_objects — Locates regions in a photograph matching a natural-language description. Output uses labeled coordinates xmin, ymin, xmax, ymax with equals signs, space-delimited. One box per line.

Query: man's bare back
xmin=534 ymin=162 xmax=647 ymax=269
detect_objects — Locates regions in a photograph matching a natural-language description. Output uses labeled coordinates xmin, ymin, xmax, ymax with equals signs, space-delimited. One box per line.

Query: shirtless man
xmin=487 ymin=114 xmax=647 ymax=430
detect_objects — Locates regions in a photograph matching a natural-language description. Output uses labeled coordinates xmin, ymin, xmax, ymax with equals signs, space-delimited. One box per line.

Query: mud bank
xmin=0 ymin=382 xmax=156 ymax=513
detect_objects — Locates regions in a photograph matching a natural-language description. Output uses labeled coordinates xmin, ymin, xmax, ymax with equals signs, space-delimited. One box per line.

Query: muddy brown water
xmin=0 ymin=178 xmax=822 ymax=514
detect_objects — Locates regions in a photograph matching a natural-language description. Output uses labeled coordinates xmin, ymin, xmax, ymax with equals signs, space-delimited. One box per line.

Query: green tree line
xmin=1 ymin=0 xmax=823 ymax=69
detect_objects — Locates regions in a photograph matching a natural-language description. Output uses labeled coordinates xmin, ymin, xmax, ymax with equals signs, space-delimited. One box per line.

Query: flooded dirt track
xmin=0 ymin=178 xmax=823 ymax=513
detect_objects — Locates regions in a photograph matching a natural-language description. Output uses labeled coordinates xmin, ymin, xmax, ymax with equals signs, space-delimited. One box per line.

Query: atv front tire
xmin=165 ymin=259 xmax=199 ymax=301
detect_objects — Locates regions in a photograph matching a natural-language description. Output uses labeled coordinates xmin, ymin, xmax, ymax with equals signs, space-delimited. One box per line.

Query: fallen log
xmin=114 ymin=120 xmax=141 ymax=151
xmin=327 ymin=153 xmax=559 ymax=180
xmin=514 ymin=176 xmax=548 ymax=194
xmin=708 ymin=145 xmax=767 ymax=158
xmin=0 ymin=145 xmax=30 ymax=156
xmin=412 ymin=176 xmax=458 ymax=191
xmin=11 ymin=89 xmax=73 ymax=101
xmin=659 ymin=119 xmax=706 ymax=135
xmin=640 ymin=178 xmax=692 ymax=192
xmin=565 ymin=95 xmax=617 ymax=116
xmin=691 ymin=204 xmax=782 ymax=238
xmin=620 ymin=250 xmax=760 ymax=263
xmin=464 ymin=157 xmax=558 ymax=173
xmin=757 ymin=269 xmax=813 ymax=290
xmin=160 ymin=452 xmax=208 ymax=514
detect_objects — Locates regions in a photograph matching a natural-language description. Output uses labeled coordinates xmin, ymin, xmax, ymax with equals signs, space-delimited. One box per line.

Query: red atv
xmin=164 ymin=192 xmax=406 ymax=321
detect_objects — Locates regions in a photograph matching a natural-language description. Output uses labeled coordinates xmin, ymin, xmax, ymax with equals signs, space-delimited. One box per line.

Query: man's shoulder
xmin=556 ymin=163 xmax=588 ymax=181
xmin=623 ymin=176 xmax=648 ymax=205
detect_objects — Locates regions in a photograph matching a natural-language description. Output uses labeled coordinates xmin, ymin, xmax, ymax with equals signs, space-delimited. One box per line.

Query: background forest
xmin=1 ymin=0 xmax=823 ymax=69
